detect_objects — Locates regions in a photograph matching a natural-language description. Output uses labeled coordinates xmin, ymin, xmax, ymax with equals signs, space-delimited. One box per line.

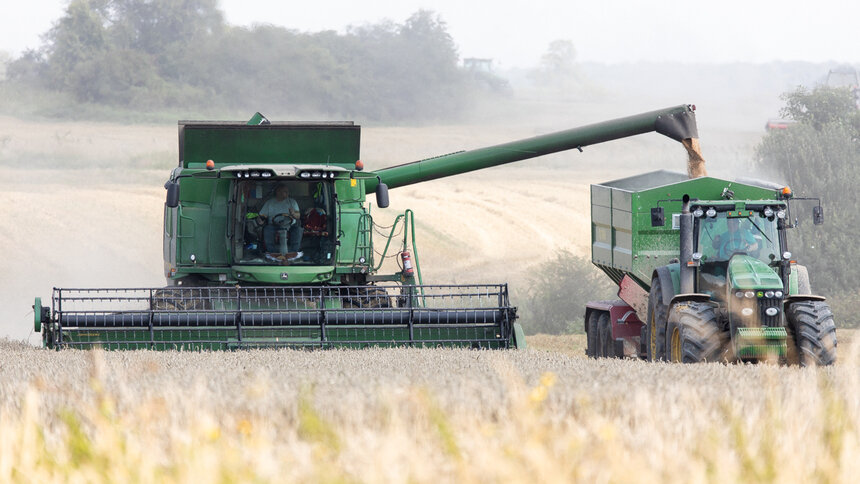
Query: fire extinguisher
xmin=400 ymin=251 xmax=414 ymax=277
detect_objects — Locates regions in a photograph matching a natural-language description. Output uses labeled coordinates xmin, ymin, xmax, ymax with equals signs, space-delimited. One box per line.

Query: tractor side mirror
xmin=813 ymin=205 xmax=824 ymax=225
xmin=166 ymin=181 xmax=180 ymax=208
xmin=651 ymin=207 xmax=665 ymax=227
xmin=376 ymin=182 xmax=389 ymax=208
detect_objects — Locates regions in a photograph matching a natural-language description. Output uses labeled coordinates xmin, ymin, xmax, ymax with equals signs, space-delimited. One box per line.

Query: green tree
xmin=755 ymin=86 xmax=860 ymax=327
xmin=43 ymin=0 xmax=111 ymax=91
xmin=521 ymin=251 xmax=615 ymax=335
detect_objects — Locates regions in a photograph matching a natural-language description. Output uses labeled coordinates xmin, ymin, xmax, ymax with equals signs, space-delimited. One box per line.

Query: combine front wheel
xmin=786 ymin=301 xmax=837 ymax=366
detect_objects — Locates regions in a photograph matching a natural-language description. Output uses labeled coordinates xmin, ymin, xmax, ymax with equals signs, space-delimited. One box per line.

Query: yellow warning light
xmin=350 ymin=179 xmax=357 ymax=187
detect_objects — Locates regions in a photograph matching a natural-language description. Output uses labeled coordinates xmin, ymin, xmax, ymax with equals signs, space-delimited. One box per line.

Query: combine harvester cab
xmin=34 ymin=106 xmax=706 ymax=351
xmin=584 ymin=171 xmax=837 ymax=365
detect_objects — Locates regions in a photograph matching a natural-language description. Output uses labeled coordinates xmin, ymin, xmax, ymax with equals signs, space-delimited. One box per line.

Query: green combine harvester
xmin=31 ymin=104 xmax=835 ymax=361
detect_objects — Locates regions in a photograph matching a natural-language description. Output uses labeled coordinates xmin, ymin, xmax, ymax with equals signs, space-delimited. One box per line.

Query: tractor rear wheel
xmin=666 ymin=302 xmax=723 ymax=363
xmin=786 ymin=300 xmax=837 ymax=366
xmin=647 ymin=277 xmax=669 ymax=361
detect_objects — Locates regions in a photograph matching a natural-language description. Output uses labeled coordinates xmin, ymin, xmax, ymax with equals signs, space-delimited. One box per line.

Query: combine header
xmin=34 ymin=106 xmax=703 ymax=350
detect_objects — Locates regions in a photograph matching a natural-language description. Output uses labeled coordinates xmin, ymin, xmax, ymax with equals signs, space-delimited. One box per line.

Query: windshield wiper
xmin=747 ymin=218 xmax=772 ymax=243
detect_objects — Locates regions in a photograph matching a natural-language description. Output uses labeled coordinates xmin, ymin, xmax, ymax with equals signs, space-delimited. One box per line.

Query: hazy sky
xmin=2 ymin=0 xmax=858 ymax=67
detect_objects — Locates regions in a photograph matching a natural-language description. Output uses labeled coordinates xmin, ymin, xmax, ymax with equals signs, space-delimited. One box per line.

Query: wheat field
xmin=0 ymin=335 xmax=858 ymax=483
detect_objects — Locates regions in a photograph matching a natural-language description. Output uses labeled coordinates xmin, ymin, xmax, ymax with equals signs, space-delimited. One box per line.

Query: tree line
xmin=6 ymin=0 xmax=502 ymax=121
xmin=756 ymin=85 xmax=860 ymax=326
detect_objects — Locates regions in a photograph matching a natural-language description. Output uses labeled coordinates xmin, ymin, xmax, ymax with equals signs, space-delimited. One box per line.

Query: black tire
xmin=647 ymin=277 xmax=669 ymax=361
xmin=586 ymin=310 xmax=601 ymax=358
xmin=666 ymin=302 xmax=723 ymax=363
xmin=786 ymin=300 xmax=837 ymax=366
xmin=597 ymin=312 xmax=612 ymax=358
xmin=344 ymin=286 xmax=392 ymax=308
xmin=600 ymin=313 xmax=616 ymax=358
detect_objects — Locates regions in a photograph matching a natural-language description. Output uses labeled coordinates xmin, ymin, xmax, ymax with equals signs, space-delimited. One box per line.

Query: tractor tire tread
xmin=786 ymin=300 xmax=837 ymax=366
xmin=671 ymin=302 xmax=724 ymax=363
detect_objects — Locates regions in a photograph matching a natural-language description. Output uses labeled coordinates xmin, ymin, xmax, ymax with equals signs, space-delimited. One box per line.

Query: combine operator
xmin=259 ymin=183 xmax=304 ymax=256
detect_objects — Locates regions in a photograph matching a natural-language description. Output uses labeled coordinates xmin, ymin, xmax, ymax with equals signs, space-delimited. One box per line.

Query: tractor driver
xmin=259 ymin=183 xmax=304 ymax=254
xmin=715 ymin=217 xmax=759 ymax=259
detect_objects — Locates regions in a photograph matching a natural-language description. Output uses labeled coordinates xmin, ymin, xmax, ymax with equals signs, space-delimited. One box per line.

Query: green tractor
xmin=585 ymin=172 xmax=836 ymax=365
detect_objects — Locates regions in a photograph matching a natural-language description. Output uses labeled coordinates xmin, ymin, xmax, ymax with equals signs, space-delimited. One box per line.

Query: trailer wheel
xmin=586 ymin=310 xmax=601 ymax=358
xmin=667 ymin=302 xmax=723 ymax=363
xmin=786 ymin=301 xmax=837 ymax=366
xmin=597 ymin=312 xmax=612 ymax=357
xmin=647 ymin=277 xmax=669 ymax=361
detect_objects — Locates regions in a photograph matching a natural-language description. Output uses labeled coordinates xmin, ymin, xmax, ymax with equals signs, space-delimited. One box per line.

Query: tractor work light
xmin=765 ymin=307 xmax=780 ymax=317
xmin=782 ymin=251 xmax=792 ymax=260
xmin=776 ymin=210 xmax=786 ymax=219
xmin=764 ymin=207 xmax=774 ymax=217
xmin=744 ymin=291 xmax=755 ymax=298
xmin=775 ymin=290 xmax=784 ymax=298
xmin=741 ymin=308 xmax=755 ymax=316
xmin=706 ymin=207 xmax=717 ymax=218
xmin=299 ymin=172 xmax=310 ymax=178
xmin=765 ymin=290 xmax=775 ymax=298
xmin=693 ymin=208 xmax=704 ymax=218
xmin=735 ymin=291 xmax=745 ymax=298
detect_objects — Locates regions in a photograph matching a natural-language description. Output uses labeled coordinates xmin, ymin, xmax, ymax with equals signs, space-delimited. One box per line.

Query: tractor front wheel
xmin=786 ymin=300 xmax=837 ymax=366
xmin=666 ymin=302 xmax=723 ymax=363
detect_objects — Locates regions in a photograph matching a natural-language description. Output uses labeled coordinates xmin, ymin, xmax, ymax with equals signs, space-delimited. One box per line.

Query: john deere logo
xmin=280 ymin=272 xmax=289 ymax=280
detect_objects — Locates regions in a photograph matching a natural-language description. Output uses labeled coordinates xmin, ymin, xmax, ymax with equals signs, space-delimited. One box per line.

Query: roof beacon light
xmin=355 ymin=160 xmax=364 ymax=171
xmin=206 ymin=159 xmax=215 ymax=170
xmin=781 ymin=186 xmax=792 ymax=198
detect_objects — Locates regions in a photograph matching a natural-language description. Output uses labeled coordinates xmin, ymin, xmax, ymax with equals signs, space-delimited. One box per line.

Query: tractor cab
xmin=691 ymin=202 xmax=789 ymax=312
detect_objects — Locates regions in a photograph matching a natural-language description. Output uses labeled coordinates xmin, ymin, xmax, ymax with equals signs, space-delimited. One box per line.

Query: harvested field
xmin=0 ymin=334 xmax=858 ymax=483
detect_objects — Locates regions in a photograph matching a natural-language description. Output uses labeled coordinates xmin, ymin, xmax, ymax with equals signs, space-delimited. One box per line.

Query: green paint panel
xmin=728 ymin=256 xmax=784 ymax=290
xmin=180 ymin=123 xmax=360 ymax=168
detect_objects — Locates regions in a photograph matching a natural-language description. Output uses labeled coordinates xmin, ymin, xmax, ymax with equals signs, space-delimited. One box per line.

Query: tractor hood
xmin=728 ymin=255 xmax=783 ymax=290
